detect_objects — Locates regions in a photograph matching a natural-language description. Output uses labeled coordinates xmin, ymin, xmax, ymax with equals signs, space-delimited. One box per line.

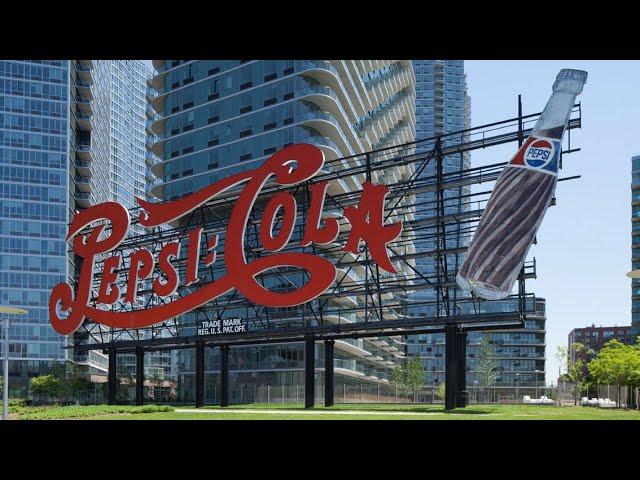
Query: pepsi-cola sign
xmin=48 ymin=144 xmax=402 ymax=335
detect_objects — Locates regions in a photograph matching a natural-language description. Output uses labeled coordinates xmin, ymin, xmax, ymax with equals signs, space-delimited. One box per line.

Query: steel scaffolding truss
xmin=65 ymin=100 xmax=582 ymax=408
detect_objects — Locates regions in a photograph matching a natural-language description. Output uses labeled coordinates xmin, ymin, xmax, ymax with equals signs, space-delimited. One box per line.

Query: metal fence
xmin=556 ymin=382 xmax=640 ymax=408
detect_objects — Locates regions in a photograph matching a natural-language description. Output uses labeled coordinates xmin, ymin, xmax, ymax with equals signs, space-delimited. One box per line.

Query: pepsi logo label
xmin=524 ymin=139 xmax=555 ymax=168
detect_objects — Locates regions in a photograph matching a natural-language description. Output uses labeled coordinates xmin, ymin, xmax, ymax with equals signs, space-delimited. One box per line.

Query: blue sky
xmin=145 ymin=60 xmax=637 ymax=384
xmin=465 ymin=61 xmax=639 ymax=383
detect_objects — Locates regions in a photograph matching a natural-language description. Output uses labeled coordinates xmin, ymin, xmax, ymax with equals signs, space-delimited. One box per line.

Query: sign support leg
xmin=108 ymin=348 xmax=117 ymax=405
xmin=135 ymin=347 xmax=144 ymax=406
xmin=305 ymin=334 xmax=315 ymax=409
xmin=444 ymin=324 xmax=458 ymax=411
xmin=220 ymin=344 xmax=229 ymax=407
xmin=456 ymin=330 xmax=468 ymax=408
xmin=195 ymin=342 xmax=205 ymax=408
xmin=324 ymin=339 xmax=334 ymax=407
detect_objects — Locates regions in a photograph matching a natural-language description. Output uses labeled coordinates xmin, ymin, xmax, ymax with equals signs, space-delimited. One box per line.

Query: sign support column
xmin=305 ymin=334 xmax=315 ymax=408
xmin=135 ymin=347 xmax=144 ymax=406
xmin=108 ymin=348 xmax=117 ymax=405
xmin=324 ymin=339 xmax=334 ymax=407
xmin=220 ymin=344 xmax=229 ymax=407
xmin=195 ymin=342 xmax=205 ymax=408
xmin=456 ymin=330 xmax=468 ymax=408
xmin=444 ymin=323 xmax=458 ymax=410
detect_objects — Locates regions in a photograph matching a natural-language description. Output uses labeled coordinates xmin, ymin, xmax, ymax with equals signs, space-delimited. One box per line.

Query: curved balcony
xmin=75 ymin=78 xmax=93 ymax=99
xmin=73 ymin=109 xmax=91 ymax=132
xmin=74 ymin=176 xmax=92 ymax=193
xmin=335 ymin=339 xmax=371 ymax=358
xmin=297 ymin=109 xmax=357 ymax=159
xmin=148 ymin=69 xmax=166 ymax=90
xmin=297 ymin=60 xmax=363 ymax=126
xmin=146 ymin=103 xmax=156 ymax=118
xmin=356 ymin=89 xmax=412 ymax=134
xmin=148 ymin=134 xmax=162 ymax=158
xmin=150 ymin=88 xmax=165 ymax=113
xmin=74 ymin=160 xmax=91 ymax=177
xmin=145 ymin=151 xmax=161 ymax=169
xmin=321 ymin=313 xmax=357 ymax=325
xmin=74 ymin=191 xmax=90 ymax=208
xmin=75 ymin=143 xmax=92 ymax=161
xmin=74 ymin=92 xmax=92 ymax=115
xmin=74 ymin=61 xmax=92 ymax=82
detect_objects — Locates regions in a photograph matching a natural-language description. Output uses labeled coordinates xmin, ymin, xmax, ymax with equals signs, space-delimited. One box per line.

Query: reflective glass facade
xmin=69 ymin=60 xmax=174 ymax=381
xmin=631 ymin=154 xmax=640 ymax=339
xmin=149 ymin=60 xmax=416 ymax=401
xmin=0 ymin=60 xmax=69 ymax=394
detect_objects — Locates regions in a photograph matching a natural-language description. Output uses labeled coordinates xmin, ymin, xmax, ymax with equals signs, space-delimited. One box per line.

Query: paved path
xmin=175 ymin=408 xmax=465 ymax=416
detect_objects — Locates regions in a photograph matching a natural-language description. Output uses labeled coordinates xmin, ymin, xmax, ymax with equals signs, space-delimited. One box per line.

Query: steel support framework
xmin=67 ymin=102 xmax=582 ymax=408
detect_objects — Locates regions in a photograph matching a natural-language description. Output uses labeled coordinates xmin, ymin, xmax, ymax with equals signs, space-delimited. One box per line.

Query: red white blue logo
xmin=524 ymin=139 xmax=555 ymax=168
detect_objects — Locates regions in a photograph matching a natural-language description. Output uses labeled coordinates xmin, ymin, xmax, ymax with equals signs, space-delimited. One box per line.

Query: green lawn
xmin=11 ymin=402 xmax=640 ymax=420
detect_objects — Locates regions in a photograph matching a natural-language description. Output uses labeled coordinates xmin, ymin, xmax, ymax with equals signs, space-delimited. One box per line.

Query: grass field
xmin=10 ymin=402 xmax=640 ymax=420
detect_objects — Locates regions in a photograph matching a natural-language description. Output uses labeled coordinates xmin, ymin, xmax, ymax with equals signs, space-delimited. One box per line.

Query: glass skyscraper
xmin=70 ymin=60 xmax=174 ymax=383
xmin=631 ymin=154 xmax=640 ymax=339
xmin=0 ymin=60 xmax=169 ymax=396
xmin=0 ymin=61 xmax=69 ymax=395
xmin=148 ymin=60 xmax=416 ymax=402
xmin=407 ymin=60 xmax=546 ymax=398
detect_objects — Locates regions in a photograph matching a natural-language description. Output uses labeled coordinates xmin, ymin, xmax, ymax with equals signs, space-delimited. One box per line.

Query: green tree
xmin=406 ymin=356 xmax=425 ymax=402
xmin=390 ymin=356 xmax=425 ymax=401
xmin=390 ymin=365 xmax=409 ymax=399
xmin=475 ymin=337 xmax=500 ymax=402
xmin=555 ymin=346 xmax=567 ymax=379
xmin=565 ymin=342 xmax=594 ymax=405
xmin=588 ymin=339 xmax=640 ymax=407
xmin=435 ymin=382 xmax=446 ymax=401
xmin=555 ymin=346 xmax=568 ymax=405
xmin=62 ymin=361 xmax=92 ymax=399
xmin=30 ymin=374 xmax=62 ymax=399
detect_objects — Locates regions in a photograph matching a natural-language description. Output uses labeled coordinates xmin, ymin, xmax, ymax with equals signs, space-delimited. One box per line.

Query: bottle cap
xmin=553 ymin=69 xmax=588 ymax=95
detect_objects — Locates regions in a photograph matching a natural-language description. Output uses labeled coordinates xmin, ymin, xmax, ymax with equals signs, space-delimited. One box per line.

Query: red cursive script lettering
xmin=48 ymin=144 xmax=402 ymax=335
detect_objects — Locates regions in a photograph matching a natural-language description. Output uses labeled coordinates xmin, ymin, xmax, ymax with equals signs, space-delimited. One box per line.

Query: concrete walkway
xmin=175 ymin=408 xmax=461 ymax=416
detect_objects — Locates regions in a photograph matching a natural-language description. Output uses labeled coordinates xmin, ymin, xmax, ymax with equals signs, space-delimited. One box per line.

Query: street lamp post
xmin=515 ymin=373 xmax=520 ymax=404
xmin=1 ymin=307 xmax=28 ymax=420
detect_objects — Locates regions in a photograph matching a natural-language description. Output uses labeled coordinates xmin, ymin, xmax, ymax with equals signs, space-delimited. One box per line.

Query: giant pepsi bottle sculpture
xmin=456 ymin=69 xmax=587 ymax=300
